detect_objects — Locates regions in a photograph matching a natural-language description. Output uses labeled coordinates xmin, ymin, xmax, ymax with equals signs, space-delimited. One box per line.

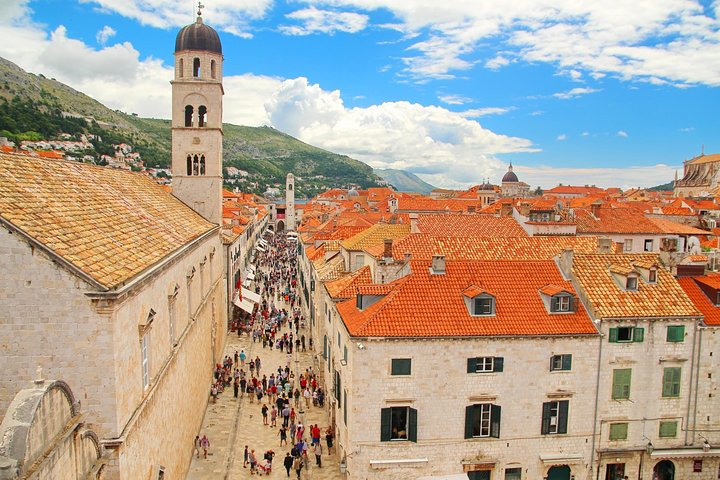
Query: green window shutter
xmin=633 ymin=327 xmax=644 ymax=342
xmin=493 ymin=357 xmax=504 ymax=372
xmin=550 ymin=356 xmax=556 ymax=371
xmin=490 ymin=404 xmax=501 ymax=438
xmin=380 ymin=408 xmax=392 ymax=441
xmin=667 ymin=325 xmax=685 ymax=342
xmin=609 ymin=423 xmax=628 ymax=440
xmin=612 ymin=369 xmax=632 ymax=400
xmin=408 ymin=408 xmax=418 ymax=443
xmin=562 ymin=355 xmax=572 ymax=371
xmin=541 ymin=402 xmax=551 ymax=434
xmin=464 ymin=405 xmax=474 ymax=439
xmin=662 ymin=367 xmax=681 ymax=397
xmin=609 ymin=327 xmax=618 ymax=343
xmin=659 ymin=421 xmax=677 ymax=438
xmin=467 ymin=358 xmax=478 ymax=373
xmin=557 ymin=400 xmax=569 ymax=434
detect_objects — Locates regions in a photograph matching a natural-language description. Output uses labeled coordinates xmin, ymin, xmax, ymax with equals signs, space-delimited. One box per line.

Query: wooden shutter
xmin=562 ymin=355 xmax=572 ymax=371
xmin=663 ymin=368 xmax=681 ymax=397
xmin=612 ymin=369 xmax=631 ymax=399
xmin=490 ymin=404 xmax=501 ymax=438
xmin=408 ymin=408 xmax=418 ymax=443
xmin=633 ymin=327 xmax=644 ymax=342
xmin=380 ymin=408 xmax=392 ymax=441
xmin=609 ymin=327 xmax=618 ymax=343
xmin=668 ymin=325 xmax=685 ymax=342
xmin=467 ymin=357 xmax=478 ymax=373
xmin=493 ymin=357 xmax=504 ymax=372
xmin=551 ymin=296 xmax=560 ymax=312
xmin=465 ymin=405 xmax=475 ymax=439
xmin=558 ymin=400 xmax=569 ymax=434
xmin=541 ymin=402 xmax=551 ymax=434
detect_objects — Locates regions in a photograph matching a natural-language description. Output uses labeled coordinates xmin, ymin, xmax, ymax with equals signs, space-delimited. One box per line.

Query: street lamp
xmin=643 ymin=435 xmax=654 ymax=455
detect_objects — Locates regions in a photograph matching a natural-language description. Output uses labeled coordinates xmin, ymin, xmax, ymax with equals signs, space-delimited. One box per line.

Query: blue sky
xmin=1 ymin=0 xmax=719 ymax=189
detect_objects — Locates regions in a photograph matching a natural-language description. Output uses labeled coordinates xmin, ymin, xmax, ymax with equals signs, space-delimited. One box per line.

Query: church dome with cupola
xmin=501 ymin=163 xmax=519 ymax=183
xmin=175 ymin=12 xmax=222 ymax=54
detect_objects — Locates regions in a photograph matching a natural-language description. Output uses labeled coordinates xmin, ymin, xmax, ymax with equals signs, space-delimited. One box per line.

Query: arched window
xmin=198 ymin=106 xmax=207 ymax=127
xmin=186 ymin=155 xmax=192 ymax=175
xmin=178 ymin=58 xmax=184 ymax=78
xmin=193 ymin=155 xmax=199 ymax=175
xmin=200 ymin=155 xmax=206 ymax=175
xmin=289 ymin=184 xmax=293 ymax=191
xmin=193 ymin=58 xmax=200 ymax=77
xmin=211 ymin=60 xmax=216 ymax=79
xmin=184 ymin=105 xmax=194 ymax=127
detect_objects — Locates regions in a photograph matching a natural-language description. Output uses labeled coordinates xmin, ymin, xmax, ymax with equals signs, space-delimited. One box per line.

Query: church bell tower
xmin=171 ymin=6 xmax=224 ymax=225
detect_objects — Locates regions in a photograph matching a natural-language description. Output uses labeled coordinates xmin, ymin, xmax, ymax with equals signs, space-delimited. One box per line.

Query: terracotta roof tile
xmin=416 ymin=214 xmax=527 ymax=237
xmin=572 ymin=253 xmax=701 ymax=319
xmin=678 ymin=276 xmax=720 ymax=326
xmin=647 ymin=217 xmax=709 ymax=235
xmin=341 ymin=223 xmax=411 ymax=251
xmin=337 ymin=260 xmax=597 ymax=338
xmin=575 ymin=206 xmax=664 ymax=234
xmin=324 ymin=266 xmax=372 ymax=299
xmin=0 ymin=152 xmax=214 ymax=289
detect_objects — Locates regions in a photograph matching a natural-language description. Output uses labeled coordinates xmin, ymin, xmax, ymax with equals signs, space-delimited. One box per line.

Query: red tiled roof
xmin=647 ymin=217 xmax=709 ymax=235
xmin=336 ymin=260 xmax=598 ymax=337
xmin=416 ymin=214 xmax=527 ymax=237
xmin=677 ymin=276 xmax=720 ymax=326
xmin=575 ymin=206 xmax=664 ymax=234
xmin=325 ymin=266 xmax=373 ymax=299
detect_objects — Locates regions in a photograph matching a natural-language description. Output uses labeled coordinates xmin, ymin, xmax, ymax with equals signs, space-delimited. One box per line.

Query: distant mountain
xmin=0 ymin=56 xmax=384 ymax=197
xmin=648 ymin=181 xmax=674 ymax=191
xmin=374 ymin=168 xmax=437 ymax=194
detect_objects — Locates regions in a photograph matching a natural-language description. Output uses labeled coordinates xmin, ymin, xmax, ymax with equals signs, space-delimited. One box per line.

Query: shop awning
xmin=242 ymin=278 xmax=251 ymax=288
xmin=234 ymin=297 xmax=256 ymax=313
xmin=651 ymin=448 xmax=720 ymax=459
xmin=539 ymin=453 xmax=584 ymax=465
xmin=256 ymin=245 xmax=266 ymax=252
xmin=246 ymin=272 xmax=255 ymax=281
xmin=241 ymin=287 xmax=261 ymax=304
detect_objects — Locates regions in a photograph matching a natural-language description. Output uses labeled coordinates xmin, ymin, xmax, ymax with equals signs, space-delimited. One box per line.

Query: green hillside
xmin=374 ymin=168 xmax=436 ymax=194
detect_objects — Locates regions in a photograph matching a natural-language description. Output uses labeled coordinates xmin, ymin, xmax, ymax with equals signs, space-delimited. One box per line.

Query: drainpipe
xmin=689 ymin=323 xmax=704 ymax=446
xmin=685 ymin=320 xmax=699 ymax=446
xmin=592 ymin=327 xmax=604 ymax=480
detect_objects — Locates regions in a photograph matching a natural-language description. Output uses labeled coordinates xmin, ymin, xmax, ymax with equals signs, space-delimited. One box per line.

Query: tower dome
xmin=175 ymin=14 xmax=222 ymax=54
xmin=502 ymin=163 xmax=519 ymax=183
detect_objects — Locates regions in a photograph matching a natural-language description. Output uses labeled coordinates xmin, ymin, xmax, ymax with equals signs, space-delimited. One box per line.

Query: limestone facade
xmin=286 ymin=173 xmax=297 ymax=231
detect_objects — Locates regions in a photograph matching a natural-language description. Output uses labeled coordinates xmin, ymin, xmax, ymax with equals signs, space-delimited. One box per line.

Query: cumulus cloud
xmin=280 ymin=7 xmax=368 ymax=35
xmin=485 ymin=55 xmax=510 ymax=70
xmin=96 ymin=25 xmax=116 ymax=45
xmin=553 ymin=87 xmax=600 ymax=100
xmin=459 ymin=107 xmax=512 ymax=118
xmin=617 ymin=130 xmax=629 ymax=138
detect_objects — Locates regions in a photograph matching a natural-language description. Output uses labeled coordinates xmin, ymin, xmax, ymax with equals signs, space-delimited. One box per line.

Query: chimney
xmin=590 ymin=200 xmax=602 ymax=218
xmin=500 ymin=202 xmax=513 ymax=217
xmin=557 ymin=247 xmax=574 ymax=277
xmin=409 ymin=213 xmax=419 ymax=233
xmin=383 ymin=238 xmax=393 ymax=260
xmin=430 ymin=254 xmax=446 ymax=275
xmin=597 ymin=237 xmax=612 ymax=254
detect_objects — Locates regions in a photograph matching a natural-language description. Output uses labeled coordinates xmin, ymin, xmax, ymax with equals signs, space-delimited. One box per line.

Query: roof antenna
xmin=701 ymin=144 xmax=704 ymax=156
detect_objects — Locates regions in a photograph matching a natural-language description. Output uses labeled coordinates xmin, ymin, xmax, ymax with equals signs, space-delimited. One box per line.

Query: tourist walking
xmin=200 ymin=434 xmax=210 ymax=459
xmin=283 ymin=452 xmax=294 ymax=477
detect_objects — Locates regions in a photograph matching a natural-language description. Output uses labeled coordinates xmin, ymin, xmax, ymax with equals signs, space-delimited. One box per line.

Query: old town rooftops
xmin=571 ymin=253 xmax=701 ymax=319
xmin=677 ymin=275 xmax=720 ymax=326
xmin=336 ymin=259 xmax=597 ymax=338
xmin=416 ymin=214 xmax=527 ymax=237
xmin=0 ymin=152 xmax=215 ymax=289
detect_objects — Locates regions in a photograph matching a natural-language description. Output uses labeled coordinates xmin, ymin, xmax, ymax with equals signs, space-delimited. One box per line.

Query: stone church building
xmin=0 ymin=11 xmax=228 ymax=479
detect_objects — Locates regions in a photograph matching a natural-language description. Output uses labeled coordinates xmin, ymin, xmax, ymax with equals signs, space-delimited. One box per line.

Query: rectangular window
xmin=467 ymin=356 xmax=504 ymax=373
xmin=343 ymin=345 xmax=348 ymax=363
xmin=648 ymin=269 xmax=657 ymax=283
xmin=612 ymin=368 xmax=632 ymax=400
xmin=662 ymin=367 xmax=681 ymax=397
xmin=626 ymin=276 xmax=638 ymax=290
xmin=624 ymin=239 xmax=633 ymax=252
xmin=141 ymin=333 xmax=150 ymax=388
xmin=551 ymin=295 xmax=571 ymax=312
xmin=334 ymin=370 xmax=341 ymax=403
xmin=541 ymin=400 xmax=569 ymax=435
xmin=667 ymin=325 xmax=685 ymax=343
xmin=659 ymin=420 xmax=678 ymax=438
xmin=380 ymin=407 xmax=417 ymax=442
xmin=473 ymin=297 xmax=494 ymax=315
xmin=504 ymin=468 xmax=522 ymax=480
xmin=644 ymin=239 xmax=653 ymax=251
xmin=550 ymin=354 xmax=572 ymax=371
xmin=391 ymin=358 xmax=412 ymax=375
xmin=609 ymin=423 xmax=628 ymax=440
xmin=609 ymin=326 xmax=644 ymax=343
xmin=464 ymin=403 xmax=501 ymax=438
xmin=168 ymin=300 xmax=176 ymax=346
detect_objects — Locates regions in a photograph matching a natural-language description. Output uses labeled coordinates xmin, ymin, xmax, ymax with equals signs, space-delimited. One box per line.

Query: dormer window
xmin=540 ymin=285 xmax=575 ymax=313
xmin=648 ymin=268 xmax=657 ymax=284
xmin=626 ymin=276 xmax=638 ymax=291
xmin=551 ymin=295 xmax=572 ymax=312
xmin=473 ymin=296 xmax=494 ymax=316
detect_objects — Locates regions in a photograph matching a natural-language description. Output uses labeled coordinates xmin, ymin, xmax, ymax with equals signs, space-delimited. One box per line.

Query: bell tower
xmin=286 ymin=173 xmax=296 ymax=231
xmin=171 ymin=7 xmax=224 ymax=225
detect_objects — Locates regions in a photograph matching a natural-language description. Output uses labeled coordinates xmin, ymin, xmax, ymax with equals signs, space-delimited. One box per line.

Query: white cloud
xmin=617 ymin=130 xmax=628 ymax=138
xmin=485 ymin=55 xmax=509 ymax=70
xmin=581 ymin=131 xmax=590 ymax=137
xmin=459 ymin=107 xmax=511 ymax=118
xmin=553 ymin=87 xmax=600 ymax=100
xmin=280 ymin=7 xmax=368 ymax=35
xmin=438 ymin=94 xmax=472 ymax=105
xmin=679 ymin=127 xmax=694 ymax=132
xmin=556 ymin=133 xmax=568 ymax=141
xmin=96 ymin=25 xmax=116 ymax=45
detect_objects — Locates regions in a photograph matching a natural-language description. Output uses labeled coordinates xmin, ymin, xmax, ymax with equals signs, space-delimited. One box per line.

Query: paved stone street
xmin=187 ymin=290 xmax=342 ymax=479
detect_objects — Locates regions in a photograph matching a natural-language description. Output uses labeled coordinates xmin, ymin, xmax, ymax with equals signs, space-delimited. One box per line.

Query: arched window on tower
xmin=184 ymin=105 xmax=194 ymax=127
xmin=198 ymin=106 xmax=207 ymax=127
xmin=200 ymin=155 xmax=206 ymax=175
xmin=193 ymin=155 xmax=199 ymax=175
xmin=179 ymin=58 xmax=184 ymax=78
xmin=289 ymin=184 xmax=293 ymax=191
xmin=211 ymin=60 xmax=216 ymax=79
xmin=186 ymin=155 xmax=192 ymax=175
xmin=193 ymin=58 xmax=201 ymax=77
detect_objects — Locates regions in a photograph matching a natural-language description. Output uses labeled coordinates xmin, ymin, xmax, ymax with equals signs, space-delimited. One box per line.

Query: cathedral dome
xmin=175 ymin=15 xmax=222 ymax=54
xmin=502 ymin=163 xmax=519 ymax=183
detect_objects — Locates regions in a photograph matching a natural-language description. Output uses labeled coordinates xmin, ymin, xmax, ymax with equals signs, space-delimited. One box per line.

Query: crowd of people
xmin=196 ymin=230 xmax=335 ymax=478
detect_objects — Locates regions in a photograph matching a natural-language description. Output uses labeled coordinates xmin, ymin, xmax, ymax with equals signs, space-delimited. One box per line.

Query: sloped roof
xmin=416 ymin=214 xmax=527 ymax=237
xmin=337 ymin=260 xmax=597 ymax=337
xmin=575 ymin=207 xmax=664 ymax=234
xmin=678 ymin=276 xmax=720 ymax=326
xmin=324 ymin=265 xmax=373 ymax=299
xmin=647 ymin=217 xmax=709 ymax=235
xmin=341 ymin=223 xmax=411 ymax=251
xmin=572 ymin=253 xmax=701 ymax=319
xmin=0 ymin=152 xmax=215 ymax=289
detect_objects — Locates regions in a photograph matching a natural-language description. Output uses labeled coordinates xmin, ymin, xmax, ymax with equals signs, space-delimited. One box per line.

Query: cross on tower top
xmin=197 ymin=2 xmax=205 ymax=17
